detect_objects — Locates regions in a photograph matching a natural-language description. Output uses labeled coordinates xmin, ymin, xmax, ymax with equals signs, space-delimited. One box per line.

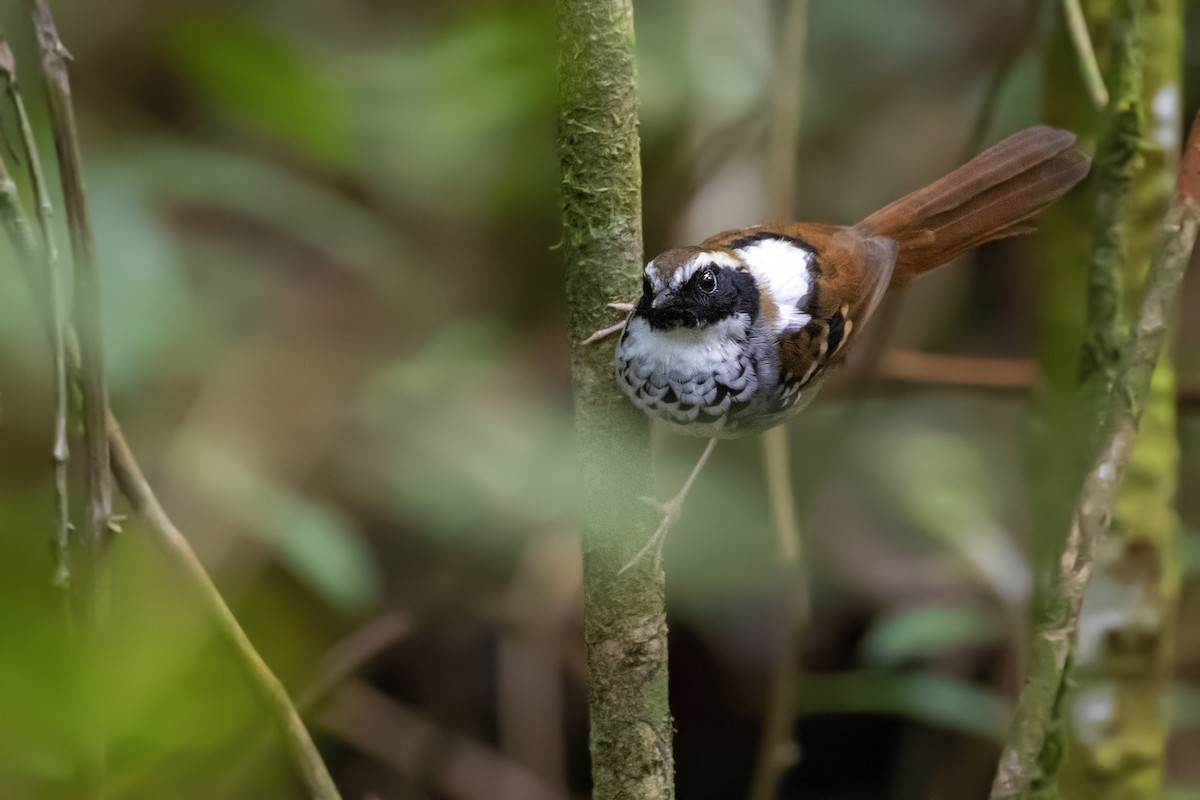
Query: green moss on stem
xmin=556 ymin=1 xmax=673 ymax=798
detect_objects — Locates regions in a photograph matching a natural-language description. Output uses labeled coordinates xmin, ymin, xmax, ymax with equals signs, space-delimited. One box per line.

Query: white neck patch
xmin=735 ymin=238 xmax=814 ymax=333
xmin=618 ymin=314 xmax=750 ymax=374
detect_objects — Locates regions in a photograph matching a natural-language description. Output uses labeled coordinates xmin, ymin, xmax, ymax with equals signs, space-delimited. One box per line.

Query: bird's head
xmin=635 ymin=247 xmax=760 ymax=332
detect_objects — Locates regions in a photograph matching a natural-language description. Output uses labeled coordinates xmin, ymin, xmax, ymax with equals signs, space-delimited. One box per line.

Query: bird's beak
xmin=651 ymin=289 xmax=672 ymax=309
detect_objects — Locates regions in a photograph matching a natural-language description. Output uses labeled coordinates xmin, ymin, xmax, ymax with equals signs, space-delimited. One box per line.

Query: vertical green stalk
xmin=30 ymin=0 xmax=112 ymax=568
xmin=1058 ymin=0 xmax=1182 ymax=797
xmin=0 ymin=30 xmax=72 ymax=597
xmin=556 ymin=1 xmax=674 ymax=799
xmin=29 ymin=3 xmax=112 ymax=794
xmin=1014 ymin=0 xmax=1182 ymax=797
xmin=1077 ymin=0 xmax=1143 ymax=440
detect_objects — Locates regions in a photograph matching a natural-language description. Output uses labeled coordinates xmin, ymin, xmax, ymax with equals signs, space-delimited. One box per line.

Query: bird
xmin=586 ymin=125 xmax=1091 ymax=570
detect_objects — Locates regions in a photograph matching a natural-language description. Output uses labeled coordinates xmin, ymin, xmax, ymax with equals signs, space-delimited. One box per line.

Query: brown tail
xmin=854 ymin=125 xmax=1091 ymax=285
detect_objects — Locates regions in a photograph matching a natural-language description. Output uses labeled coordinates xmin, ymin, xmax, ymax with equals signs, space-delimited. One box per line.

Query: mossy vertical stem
xmin=556 ymin=0 xmax=674 ymax=798
xmin=991 ymin=106 xmax=1200 ymax=800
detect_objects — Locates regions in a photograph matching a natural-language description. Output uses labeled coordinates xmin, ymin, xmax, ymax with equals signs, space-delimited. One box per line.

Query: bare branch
xmin=319 ymin=680 xmax=570 ymax=800
xmin=29 ymin=1 xmax=111 ymax=582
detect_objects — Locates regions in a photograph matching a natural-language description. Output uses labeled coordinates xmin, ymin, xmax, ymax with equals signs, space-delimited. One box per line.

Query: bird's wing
xmin=766 ymin=224 xmax=897 ymax=389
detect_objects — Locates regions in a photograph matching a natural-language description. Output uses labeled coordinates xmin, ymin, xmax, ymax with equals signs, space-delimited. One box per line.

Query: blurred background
xmin=0 ymin=0 xmax=1198 ymax=798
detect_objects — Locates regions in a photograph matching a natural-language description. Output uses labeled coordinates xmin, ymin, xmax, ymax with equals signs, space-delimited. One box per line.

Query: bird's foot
xmin=617 ymin=437 xmax=719 ymax=574
xmin=618 ymin=493 xmax=685 ymax=574
xmin=582 ymin=302 xmax=635 ymax=344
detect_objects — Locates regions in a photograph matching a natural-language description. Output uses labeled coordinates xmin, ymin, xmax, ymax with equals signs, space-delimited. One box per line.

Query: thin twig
xmin=30 ymin=0 xmax=112 ymax=575
xmin=218 ymin=610 xmax=416 ymax=796
xmin=749 ymin=2 xmax=809 ymax=798
xmin=0 ymin=31 xmax=71 ymax=593
xmin=319 ymin=680 xmax=570 ymax=800
xmin=864 ymin=349 xmax=1200 ymax=410
xmin=0 ymin=154 xmax=345 ymax=800
xmin=764 ymin=0 xmax=806 ymax=221
xmin=989 ymin=107 xmax=1200 ymax=800
xmin=749 ymin=430 xmax=808 ymax=800
xmin=0 ymin=127 xmax=37 ymax=260
xmin=1060 ymin=0 xmax=1183 ymax=791
xmin=29 ymin=5 xmax=115 ymax=791
xmin=108 ymin=428 xmax=344 ymax=799
xmin=878 ymin=350 xmax=1040 ymax=391
xmin=1062 ymin=0 xmax=1110 ymax=108
xmin=0 ymin=149 xmax=343 ymax=800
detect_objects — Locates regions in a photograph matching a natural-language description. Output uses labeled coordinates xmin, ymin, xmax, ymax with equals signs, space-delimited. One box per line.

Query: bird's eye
xmin=698 ymin=268 xmax=718 ymax=294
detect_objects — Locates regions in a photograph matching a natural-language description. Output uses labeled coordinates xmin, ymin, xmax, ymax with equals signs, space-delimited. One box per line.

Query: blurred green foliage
xmin=798 ymin=670 xmax=1011 ymax=742
xmin=0 ymin=0 xmax=1196 ymax=798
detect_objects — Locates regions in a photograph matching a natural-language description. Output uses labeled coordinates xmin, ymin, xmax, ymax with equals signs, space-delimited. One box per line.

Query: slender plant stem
xmin=0 ymin=32 xmax=71 ymax=593
xmin=1077 ymin=0 xmax=1144 ymax=444
xmin=319 ymin=680 xmax=570 ymax=800
xmin=216 ymin=610 xmax=416 ymax=796
xmin=1062 ymin=0 xmax=1110 ymax=108
xmin=0 ymin=180 xmax=345 ymax=800
xmin=0 ymin=134 xmax=37 ymax=263
xmin=29 ymin=1 xmax=111 ymax=575
xmin=557 ymin=0 xmax=672 ymax=796
xmin=1057 ymin=0 xmax=1183 ymax=795
xmin=29 ymin=5 xmax=114 ymax=792
xmin=0 ymin=9 xmax=344 ymax=798
xmin=749 ymin=2 xmax=808 ymax=798
xmin=750 ymin=430 xmax=809 ymax=800
xmin=764 ymin=0 xmax=806 ymax=222
xmin=108 ymin=427 xmax=344 ymax=800
xmin=992 ymin=4 xmax=1146 ymax=795
xmin=989 ymin=108 xmax=1200 ymax=800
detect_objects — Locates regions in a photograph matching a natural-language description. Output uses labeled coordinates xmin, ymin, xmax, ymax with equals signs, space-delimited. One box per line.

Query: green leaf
xmin=159 ymin=12 xmax=351 ymax=168
xmin=177 ymin=440 xmax=382 ymax=612
xmin=798 ymin=670 xmax=1010 ymax=742
xmin=862 ymin=605 xmax=1008 ymax=667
